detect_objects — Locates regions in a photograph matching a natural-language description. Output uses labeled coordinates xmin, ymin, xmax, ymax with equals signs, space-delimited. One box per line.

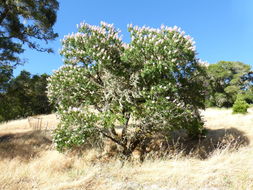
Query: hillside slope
xmin=0 ymin=108 xmax=252 ymax=190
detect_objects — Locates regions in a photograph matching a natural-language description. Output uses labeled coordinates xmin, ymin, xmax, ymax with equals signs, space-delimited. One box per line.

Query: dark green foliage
xmin=0 ymin=64 xmax=12 ymax=92
xmin=0 ymin=70 xmax=53 ymax=122
xmin=233 ymin=95 xmax=249 ymax=114
xmin=242 ymin=86 xmax=253 ymax=104
xmin=0 ymin=0 xmax=59 ymax=92
xmin=206 ymin=61 xmax=253 ymax=107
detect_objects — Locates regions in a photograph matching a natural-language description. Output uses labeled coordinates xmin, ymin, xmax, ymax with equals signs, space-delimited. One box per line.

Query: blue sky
xmin=15 ymin=0 xmax=253 ymax=75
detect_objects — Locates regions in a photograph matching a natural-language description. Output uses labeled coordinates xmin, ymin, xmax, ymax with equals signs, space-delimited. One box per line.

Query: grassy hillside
xmin=0 ymin=108 xmax=252 ymax=190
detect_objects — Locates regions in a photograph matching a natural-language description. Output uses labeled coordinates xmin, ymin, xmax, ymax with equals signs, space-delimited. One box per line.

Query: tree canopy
xmin=206 ymin=61 xmax=253 ymax=107
xmin=0 ymin=0 xmax=59 ymax=90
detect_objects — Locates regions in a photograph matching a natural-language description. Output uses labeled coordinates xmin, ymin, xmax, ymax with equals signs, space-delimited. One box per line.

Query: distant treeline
xmin=0 ymin=70 xmax=53 ymax=122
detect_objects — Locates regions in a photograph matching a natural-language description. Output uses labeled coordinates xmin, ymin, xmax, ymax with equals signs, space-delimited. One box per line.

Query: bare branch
xmin=121 ymin=112 xmax=130 ymax=145
xmin=97 ymin=128 xmax=125 ymax=147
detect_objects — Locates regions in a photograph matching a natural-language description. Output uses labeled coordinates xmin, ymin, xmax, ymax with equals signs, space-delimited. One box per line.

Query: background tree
xmin=48 ymin=22 xmax=207 ymax=158
xmin=206 ymin=61 xmax=252 ymax=107
xmin=0 ymin=0 xmax=59 ymax=91
xmin=0 ymin=70 xmax=53 ymax=122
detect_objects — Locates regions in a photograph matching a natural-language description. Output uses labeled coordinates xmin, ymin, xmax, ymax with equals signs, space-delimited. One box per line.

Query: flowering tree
xmin=47 ymin=22 xmax=206 ymax=157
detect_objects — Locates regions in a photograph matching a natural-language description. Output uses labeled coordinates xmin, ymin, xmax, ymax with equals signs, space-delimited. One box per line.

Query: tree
xmin=206 ymin=61 xmax=252 ymax=107
xmin=0 ymin=70 xmax=53 ymax=122
xmin=30 ymin=73 xmax=53 ymax=114
xmin=6 ymin=70 xmax=32 ymax=118
xmin=48 ymin=22 xmax=207 ymax=158
xmin=0 ymin=0 xmax=59 ymax=91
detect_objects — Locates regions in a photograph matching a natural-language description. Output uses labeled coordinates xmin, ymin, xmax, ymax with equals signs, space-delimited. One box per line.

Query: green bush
xmin=233 ymin=95 xmax=249 ymax=114
xmin=48 ymin=22 xmax=207 ymax=157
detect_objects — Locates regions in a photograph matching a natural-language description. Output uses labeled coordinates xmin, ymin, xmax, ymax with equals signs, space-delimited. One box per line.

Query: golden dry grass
xmin=0 ymin=109 xmax=252 ymax=190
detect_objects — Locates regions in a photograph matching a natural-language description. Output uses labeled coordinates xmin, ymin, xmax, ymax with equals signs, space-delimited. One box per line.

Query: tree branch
xmin=79 ymin=57 xmax=104 ymax=88
xmin=0 ymin=8 xmax=9 ymax=25
xmin=121 ymin=112 xmax=130 ymax=145
xmin=98 ymin=128 xmax=125 ymax=147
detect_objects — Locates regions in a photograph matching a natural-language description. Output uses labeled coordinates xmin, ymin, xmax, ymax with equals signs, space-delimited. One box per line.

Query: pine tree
xmin=0 ymin=0 xmax=59 ymax=91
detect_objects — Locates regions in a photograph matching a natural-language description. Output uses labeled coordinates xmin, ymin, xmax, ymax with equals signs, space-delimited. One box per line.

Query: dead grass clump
xmin=94 ymin=126 xmax=249 ymax=162
xmin=171 ymin=127 xmax=249 ymax=159
xmin=35 ymin=150 xmax=74 ymax=172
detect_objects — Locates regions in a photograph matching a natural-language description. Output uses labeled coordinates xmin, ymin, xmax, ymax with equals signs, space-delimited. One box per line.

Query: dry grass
xmin=0 ymin=114 xmax=58 ymax=133
xmin=0 ymin=109 xmax=253 ymax=190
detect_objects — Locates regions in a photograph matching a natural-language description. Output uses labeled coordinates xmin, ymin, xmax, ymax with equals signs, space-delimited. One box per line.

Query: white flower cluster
xmin=198 ymin=59 xmax=210 ymax=67
xmin=47 ymin=64 xmax=87 ymax=102
xmin=62 ymin=107 xmax=86 ymax=117
xmin=60 ymin=21 xmax=124 ymax=66
xmin=64 ymin=21 xmax=122 ymax=43
xmin=127 ymin=24 xmax=196 ymax=52
xmin=58 ymin=21 xmax=198 ymax=71
xmin=122 ymin=23 xmax=198 ymax=69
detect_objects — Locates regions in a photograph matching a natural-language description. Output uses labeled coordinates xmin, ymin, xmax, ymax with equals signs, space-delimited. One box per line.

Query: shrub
xmin=47 ymin=22 xmax=207 ymax=157
xmin=233 ymin=95 xmax=249 ymax=114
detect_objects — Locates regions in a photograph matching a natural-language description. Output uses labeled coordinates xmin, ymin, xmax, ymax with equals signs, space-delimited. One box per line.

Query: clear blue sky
xmin=15 ymin=0 xmax=253 ymax=75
